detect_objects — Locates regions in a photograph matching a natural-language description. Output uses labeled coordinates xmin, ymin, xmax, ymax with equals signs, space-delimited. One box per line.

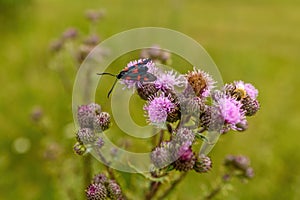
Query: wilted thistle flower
xmin=144 ymin=94 xmax=175 ymax=125
xmin=173 ymin=128 xmax=195 ymax=144
xmin=94 ymin=112 xmax=111 ymax=132
xmin=194 ymin=154 xmax=212 ymax=173
xmin=154 ymin=70 xmax=186 ymax=92
xmin=76 ymin=128 xmax=96 ymax=144
xmin=185 ymin=68 xmax=215 ymax=98
xmin=173 ymin=142 xmax=196 ymax=172
xmin=73 ymin=142 xmax=86 ymax=155
xmin=86 ymin=183 xmax=107 ymax=200
xmin=107 ymin=180 xmax=124 ymax=200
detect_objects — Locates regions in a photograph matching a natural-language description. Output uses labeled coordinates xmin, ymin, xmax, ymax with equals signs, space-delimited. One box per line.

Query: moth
xmin=97 ymin=58 xmax=157 ymax=98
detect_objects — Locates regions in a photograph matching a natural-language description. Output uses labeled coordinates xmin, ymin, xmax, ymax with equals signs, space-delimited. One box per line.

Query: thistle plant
xmin=74 ymin=54 xmax=260 ymax=199
xmin=48 ymin=9 xmax=260 ymax=199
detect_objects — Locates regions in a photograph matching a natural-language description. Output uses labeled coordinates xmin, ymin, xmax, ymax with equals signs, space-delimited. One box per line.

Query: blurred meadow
xmin=1 ymin=0 xmax=300 ymax=199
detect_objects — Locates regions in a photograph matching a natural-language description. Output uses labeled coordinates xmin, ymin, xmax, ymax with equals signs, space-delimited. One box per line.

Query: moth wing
xmin=141 ymin=73 xmax=157 ymax=82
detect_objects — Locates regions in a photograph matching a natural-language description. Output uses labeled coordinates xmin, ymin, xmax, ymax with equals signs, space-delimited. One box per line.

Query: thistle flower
xmin=173 ymin=143 xmax=196 ymax=172
xmin=140 ymin=45 xmax=171 ymax=64
xmin=93 ymin=173 xmax=108 ymax=185
xmin=49 ymin=39 xmax=64 ymax=52
xmin=218 ymin=96 xmax=244 ymax=125
xmin=151 ymin=142 xmax=172 ymax=168
xmin=85 ymin=9 xmax=105 ymax=23
xmin=224 ymin=155 xmax=250 ymax=171
xmin=76 ymin=128 xmax=96 ymax=144
xmin=241 ymin=96 xmax=260 ymax=116
xmin=107 ymin=180 xmax=124 ymax=200
xmin=84 ymin=34 xmax=100 ymax=46
xmin=194 ymin=154 xmax=212 ymax=173
xmin=173 ymin=128 xmax=195 ymax=144
xmin=94 ymin=112 xmax=111 ymax=132
xmin=154 ymin=70 xmax=186 ymax=92
xmin=62 ymin=27 xmax=78 ymax=40
xmin=215 ymin=95 xmax=246 ymax=132
xmin=96 ymin=137 xmax=105 ymax=149
xmin=73 ymin=142 xmax=86 ymax=155
xmin=77 ymin=103 xmax=101 ymax=128
xmin=86 ymin=183 xmax=107 ymax=200
xmin=224 ymin=155 xmax=254 ymax=180
xmin=245 ymin=167 xmax=255 ymax=179
xmin=185 ymin=68 xmax=215 ymax=98
xmin=224 ymin=81 xmax=259 ymax=101
xmin=180 ymin=96 xmax=206 ymax=116
xmin=144 ymin=94 xmax=175 ymax=125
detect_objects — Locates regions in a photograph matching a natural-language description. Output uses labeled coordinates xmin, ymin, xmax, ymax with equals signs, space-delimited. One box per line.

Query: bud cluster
xmin=223 ymin=155 xmax=254 ymax=181
xmin=85 ymin=173 xmax=125 ymax=200
xmin=74 ymin=103 xmax=111 ymax=155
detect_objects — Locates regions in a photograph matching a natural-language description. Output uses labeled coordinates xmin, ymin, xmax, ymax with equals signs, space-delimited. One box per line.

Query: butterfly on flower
xmin=97 ymin=58 xmax=157 ymax=98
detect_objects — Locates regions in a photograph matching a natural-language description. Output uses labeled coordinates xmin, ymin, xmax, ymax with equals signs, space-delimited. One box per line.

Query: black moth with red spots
xmin=97 ymin=58 xmax=157 ymax=98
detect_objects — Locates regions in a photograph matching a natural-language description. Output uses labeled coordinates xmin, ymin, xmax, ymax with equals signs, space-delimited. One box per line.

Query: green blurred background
xmin=1 ymin=0 xmax=300 ymax=199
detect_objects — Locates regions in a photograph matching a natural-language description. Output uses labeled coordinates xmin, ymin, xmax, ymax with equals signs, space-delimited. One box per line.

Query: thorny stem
xmin=157 ymin=172 xmax=188 ymax=200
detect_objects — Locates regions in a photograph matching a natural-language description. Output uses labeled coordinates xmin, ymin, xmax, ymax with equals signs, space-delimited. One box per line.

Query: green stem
xmin=83 ymin=154 xmax=92 ymax=188
xmin=205 ymin=183 xmax=223 ymax=200
xmin=145 ymin=181 xmax=162 ymax=200
xmin=157 ymin=172 xmax=188 ymax=200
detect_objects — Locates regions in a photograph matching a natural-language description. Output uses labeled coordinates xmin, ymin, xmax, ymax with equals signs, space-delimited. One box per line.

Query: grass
xmin=1 ymin=0 xmax=300 ymax=199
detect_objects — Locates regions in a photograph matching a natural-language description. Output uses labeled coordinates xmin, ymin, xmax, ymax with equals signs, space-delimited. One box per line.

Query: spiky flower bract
xmin=85 ymin=183 xmax=107 ymax=200
xmin=194 ymin=154 xmax=212 ymax=173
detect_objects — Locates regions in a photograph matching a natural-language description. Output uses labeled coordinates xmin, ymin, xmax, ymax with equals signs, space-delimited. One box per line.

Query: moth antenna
xmin=97 ymin=72 xmax=117 ymax=77
xmin=107 ymin=78 xmax=119 ymax=98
